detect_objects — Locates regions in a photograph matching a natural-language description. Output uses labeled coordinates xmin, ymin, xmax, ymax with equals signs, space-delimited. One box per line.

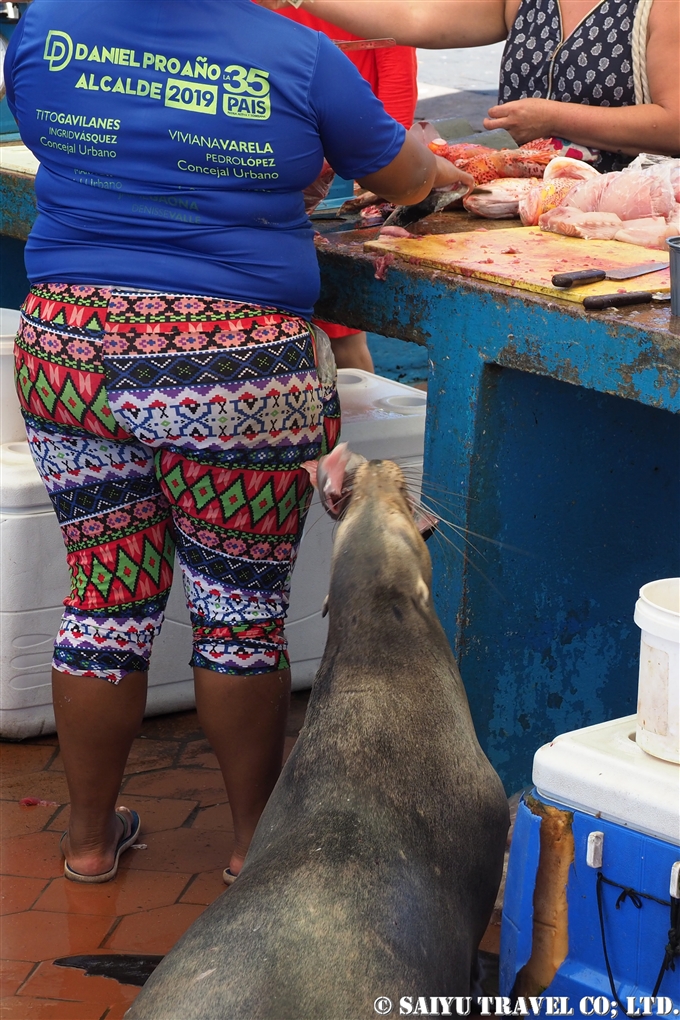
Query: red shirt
xmin=280 ymin=8 xmax=418 ymax=337
xmin=278 ymin=9 xmax=418 ymax=129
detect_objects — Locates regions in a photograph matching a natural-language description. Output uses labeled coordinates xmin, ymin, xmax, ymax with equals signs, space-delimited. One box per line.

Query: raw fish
xmin=539 ymin=207 xmax=622 ymax=240
xmin=519 ymin=178 xmax=582 ymax=226
xmin=429 ymin=137 xmax=558 ymax=185
xmin=463 ymin=178 xmax=538 ymax=219
xmin=539 ymin=158 xmax=680 ymax=248
xmin=543 ymin=157 xmax=600 ymax=181
xmin=614 ymin=213 xmax=680 ymax=250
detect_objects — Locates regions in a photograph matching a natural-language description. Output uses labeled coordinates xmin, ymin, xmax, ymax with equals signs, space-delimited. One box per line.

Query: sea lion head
xmin=330 ymin=458 xmax=434 ymax=617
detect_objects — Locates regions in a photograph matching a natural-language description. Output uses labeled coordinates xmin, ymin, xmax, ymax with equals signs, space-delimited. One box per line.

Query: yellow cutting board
xmin=365 ymin=226 xmax=670 ymax=302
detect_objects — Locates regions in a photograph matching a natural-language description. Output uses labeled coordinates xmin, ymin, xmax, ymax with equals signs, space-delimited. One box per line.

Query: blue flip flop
xmin=62 ymin=807 xmax=141 ymax=884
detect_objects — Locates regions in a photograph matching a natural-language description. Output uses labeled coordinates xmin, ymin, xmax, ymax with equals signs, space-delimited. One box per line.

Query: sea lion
xmin=127 ymin=456 xmax=509 ymax=1020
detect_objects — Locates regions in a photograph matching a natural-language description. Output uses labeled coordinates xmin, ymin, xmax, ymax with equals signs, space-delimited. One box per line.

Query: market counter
xmin=313 ymin=220 xmax=679 ymax=793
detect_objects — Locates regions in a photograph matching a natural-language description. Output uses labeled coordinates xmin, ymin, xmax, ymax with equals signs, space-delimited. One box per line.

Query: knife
xmin=552 ymin=262 xmax=668 ymax=288
xmin=382 ymin=184 xmax=470 ymax=228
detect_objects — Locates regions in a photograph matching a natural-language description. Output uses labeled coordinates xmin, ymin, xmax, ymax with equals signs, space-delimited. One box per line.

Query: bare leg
xmin=330 ymin=331 xmax=374 ymax=372
xmin=193 ymin=667 xmax=291 ymax=876
xmin=53 ymin=669 xmax=147 ymax=876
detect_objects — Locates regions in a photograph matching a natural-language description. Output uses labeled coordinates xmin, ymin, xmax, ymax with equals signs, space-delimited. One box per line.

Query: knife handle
xmin=552 ymin=269 xmax=607 ymax=288
xmin=583 ymin=291 xmax=653 ymax=310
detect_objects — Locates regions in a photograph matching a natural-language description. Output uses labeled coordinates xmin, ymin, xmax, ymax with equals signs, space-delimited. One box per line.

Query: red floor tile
xmin=1 ymin=832 xmax=64 ymax=881
xmin=0 ymin=877 xmax=49 ymax=917
xmin=103 ymin=903 xmax=206 ymax=954
xmin=105 ymin=998 xmax=141 ymax=1019
xmin=46 ymin=740 xmax=178 ymax=778
xmin=0 ymin=745 xmax=56 ymax=778
xmin=122 ymin=768 xmax=227 ymax=806
xmin=47 ymin=796 xmax=197 ymax=836
xmin=0 ymin=772 xmax=70 ymax=805
xmin=178 ymin=870 xmax=228 ymax=906
xmin=0 ymin=995 xmax=106 ymax=1018
xmin=176 ymin=739 xmax=219 ymax=769
xmin=122 ymin=827 xmax=229 ymax=875
xmin=0 ymin=960 xmax=35 ymax=997
xmin=124 ymin=738 xmax=180 ymax=776
xmin=32 ymin=869 xmax=192 ymax=918
xmin=0 ymin=911 xmax=114 ymax=963
xmin=190 ymin=802 xmax=233 ymax=832
xmin=0 ymin=801 xmax=60 ymax=840
xmin=138 ymin=711 xmax=203 ymax=742
xmin=43 ymin=804 xmax=68 ymax=834
xmin=19 ymin=961 xmax=139 ymax=1006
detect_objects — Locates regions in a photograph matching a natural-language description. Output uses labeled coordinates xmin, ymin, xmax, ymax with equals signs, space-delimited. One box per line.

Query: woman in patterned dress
xmin=262 ymin=0 xmax=679 ymax=171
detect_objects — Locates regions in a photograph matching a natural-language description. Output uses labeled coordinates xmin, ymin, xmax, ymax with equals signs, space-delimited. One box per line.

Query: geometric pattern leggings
xmin=14 ymin=283 xmax=340 ymax=682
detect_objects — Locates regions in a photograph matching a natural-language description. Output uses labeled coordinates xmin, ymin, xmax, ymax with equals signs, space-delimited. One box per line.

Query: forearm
xmin=486 ymin=96 xmax=680 ymax=156
xmin=277 ymin=1 xmax=507 ymax=48
xmin=545 ymin=100 xmax=680 ymax=157
xmin=357 ymin=140 xmax=437 ymax=204
xmin=357 ymin=135 xmax=474 ymax=205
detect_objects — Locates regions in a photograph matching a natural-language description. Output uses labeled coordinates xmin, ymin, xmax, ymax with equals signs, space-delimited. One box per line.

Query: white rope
xmin=632 ymin=0 xmax=653 ymax=105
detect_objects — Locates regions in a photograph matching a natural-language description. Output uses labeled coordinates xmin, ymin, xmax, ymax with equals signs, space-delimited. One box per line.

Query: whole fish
xmin=463 ymin=177 xmax=538 ymax=219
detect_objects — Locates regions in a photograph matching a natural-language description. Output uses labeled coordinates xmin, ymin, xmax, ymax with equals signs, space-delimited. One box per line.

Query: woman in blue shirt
xmin=5 ymin=0 xmax=470 ymax=884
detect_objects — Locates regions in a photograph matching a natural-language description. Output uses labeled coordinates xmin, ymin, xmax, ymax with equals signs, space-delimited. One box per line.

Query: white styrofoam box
xmin=1 ymin=307 xmax=26 ymax=444
xmin=0 ymin=439 xmax=70 ymax=738
xmin=533 ymin=715 xmax=680 ymax=845
xmin=0 ymin=439 xmax=196 ymax=737
xmin=0 ymin=369 xmax=426 ymax=737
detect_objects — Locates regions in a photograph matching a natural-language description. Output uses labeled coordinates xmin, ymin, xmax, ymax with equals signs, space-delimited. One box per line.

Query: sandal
xmin=222 ymin=867 xmax=238 ymax=885
xmin=61 ymin=807 xmax=141 ymax=884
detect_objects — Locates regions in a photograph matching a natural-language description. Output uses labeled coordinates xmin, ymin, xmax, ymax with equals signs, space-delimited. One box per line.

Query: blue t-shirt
xmin=5 ymin=0 xmax=404 ymax=317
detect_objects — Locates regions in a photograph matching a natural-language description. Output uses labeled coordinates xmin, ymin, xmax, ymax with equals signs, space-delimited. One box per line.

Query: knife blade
xmin=333 ymin=38 xmax=396 ymax=51
xmin=552 ymin=262 xmax=668 ymax=288
xmin=382 ymin=184 xmax=470 ymax=228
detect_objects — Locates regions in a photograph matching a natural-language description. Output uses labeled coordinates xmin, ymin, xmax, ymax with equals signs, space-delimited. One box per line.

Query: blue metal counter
xmin=2 ymin=159 xmax=679 ymax=791
xmin=314 ymin=230 xmax=680 ymax=793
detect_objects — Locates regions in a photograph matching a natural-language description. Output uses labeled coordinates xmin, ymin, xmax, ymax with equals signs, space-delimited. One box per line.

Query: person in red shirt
xmin=279 ymin=7 xmax=419 ymax=371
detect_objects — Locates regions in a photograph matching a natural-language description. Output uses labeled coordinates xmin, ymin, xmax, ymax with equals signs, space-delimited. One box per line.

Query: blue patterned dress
xmin=498 ymin=0 xmax=641 ymax=170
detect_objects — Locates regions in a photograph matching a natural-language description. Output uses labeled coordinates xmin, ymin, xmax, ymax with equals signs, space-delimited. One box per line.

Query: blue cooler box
xmin=500 ymin=715 xmax=680 ymax=1005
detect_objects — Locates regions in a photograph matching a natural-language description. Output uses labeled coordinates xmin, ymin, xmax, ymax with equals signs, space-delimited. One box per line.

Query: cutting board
xmin=365 ymin=226 xmax=670 ymax=302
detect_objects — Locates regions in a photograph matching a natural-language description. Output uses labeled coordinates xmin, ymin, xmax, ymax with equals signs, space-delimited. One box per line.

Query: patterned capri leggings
xmin=14 ymin=283 xmax=340 ymax=682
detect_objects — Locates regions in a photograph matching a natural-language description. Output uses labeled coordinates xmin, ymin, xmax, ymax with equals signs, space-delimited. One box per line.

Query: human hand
xmin=432 ymin=155 xmax=474 ymax=194
xmin=252 ymin=0 xmax=292 ymax=8
xmin=483 ymin=98 xmax=556 ymax=144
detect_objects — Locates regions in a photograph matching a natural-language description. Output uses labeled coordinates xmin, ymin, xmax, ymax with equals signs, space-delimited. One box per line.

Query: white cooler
xmin=0 ymin=355 xmax=426 ymax=738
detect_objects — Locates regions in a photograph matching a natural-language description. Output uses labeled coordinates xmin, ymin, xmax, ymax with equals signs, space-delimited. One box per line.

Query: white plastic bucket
xmin=634 ymin=577 xmax=680 ymax=763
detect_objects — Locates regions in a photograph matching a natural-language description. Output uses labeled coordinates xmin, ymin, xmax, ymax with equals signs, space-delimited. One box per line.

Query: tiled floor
xmin=1 ymin=693 xmax=500 ymax=1018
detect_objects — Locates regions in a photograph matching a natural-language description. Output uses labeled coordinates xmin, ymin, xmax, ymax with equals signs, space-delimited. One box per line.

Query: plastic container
xmin=667 ymin=236 xmax=680 ymax=316
xmin=501 ymin=717 xmax=680 ymax=1000
xmin=634 ymin=577 xmax=680 ymax=763
xmin=501 ymin=787 xmax=680 ymax=1002
xmin=532 ymin=714 xmax=679 ymax=843
xmin=0 ymin=369 xmax=426 ymax=736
